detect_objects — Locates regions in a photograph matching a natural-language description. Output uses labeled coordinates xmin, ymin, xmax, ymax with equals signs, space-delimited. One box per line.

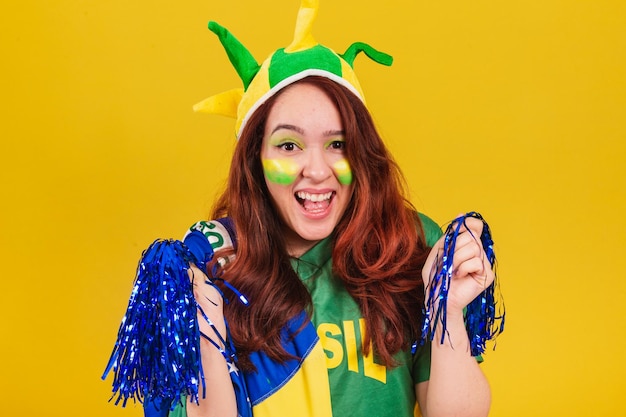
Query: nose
xmin=302 ymin=148 xmax=332 ymax=182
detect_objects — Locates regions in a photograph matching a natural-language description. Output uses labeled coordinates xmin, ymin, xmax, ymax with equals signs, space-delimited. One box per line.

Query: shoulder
xmin=184 ymin=218 xmax=236 ymax=253
xmin=416 ymin=212 xmax=443 ymax=247
xmin=182 ymin=218 xmax=237 ymax=269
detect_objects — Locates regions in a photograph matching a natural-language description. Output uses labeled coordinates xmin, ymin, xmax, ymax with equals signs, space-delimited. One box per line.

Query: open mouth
xmin=295 ymin=191 xmax=334 ymax=212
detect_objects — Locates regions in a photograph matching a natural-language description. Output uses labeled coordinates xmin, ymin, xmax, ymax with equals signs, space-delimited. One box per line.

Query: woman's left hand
xmin=422 ymin=215 xmax=495 ymax=313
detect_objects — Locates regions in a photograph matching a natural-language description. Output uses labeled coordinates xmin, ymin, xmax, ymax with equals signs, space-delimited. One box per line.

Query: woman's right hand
xmin=186 ymin=265 xmax=238 ymax=417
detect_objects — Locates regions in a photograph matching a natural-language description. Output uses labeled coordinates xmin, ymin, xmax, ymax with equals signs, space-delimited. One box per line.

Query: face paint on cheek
xmin=333 ymin=159 xmax=353 ymax=185
xmin=262 ymin=158 xmax=301 ymax=185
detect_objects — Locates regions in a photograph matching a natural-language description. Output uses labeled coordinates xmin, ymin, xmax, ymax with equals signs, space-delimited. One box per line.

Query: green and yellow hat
xmin=193 ymin=0 xmax=393 ymax=138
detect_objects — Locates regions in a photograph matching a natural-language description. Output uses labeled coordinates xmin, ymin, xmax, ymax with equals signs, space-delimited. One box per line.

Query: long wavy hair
xmin=211 ymin=76 xmax=431 ymax=369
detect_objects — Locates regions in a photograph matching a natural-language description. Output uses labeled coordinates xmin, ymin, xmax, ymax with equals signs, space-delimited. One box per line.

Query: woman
xmin=183 ymin=75 xmax=493 ymax=417
xmin=106 ymin=2 xmax=496 ymax=416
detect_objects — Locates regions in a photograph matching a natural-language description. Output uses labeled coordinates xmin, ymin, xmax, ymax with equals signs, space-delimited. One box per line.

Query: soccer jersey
xmin=288 ymin=213 xmax=441 ymax=417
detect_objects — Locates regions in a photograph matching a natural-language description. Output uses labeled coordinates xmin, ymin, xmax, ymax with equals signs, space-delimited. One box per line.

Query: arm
xmin=415 ymin=217 xmax=493 ymax=417
xmin=186 ymin=265 xmax=238 ymax=417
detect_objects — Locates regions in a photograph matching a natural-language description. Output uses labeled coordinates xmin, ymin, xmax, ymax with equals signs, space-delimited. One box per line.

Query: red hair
xmin=211 ymin=76 xmax=430 ymax=369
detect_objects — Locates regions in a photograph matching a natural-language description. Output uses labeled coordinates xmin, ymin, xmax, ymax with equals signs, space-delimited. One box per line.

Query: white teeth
xmin=296 ymin=191 xmax=333 ymax=202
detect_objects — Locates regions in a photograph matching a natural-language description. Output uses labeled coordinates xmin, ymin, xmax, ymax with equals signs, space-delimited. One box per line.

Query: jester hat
xmin=193 ymin=0 xmax=393 ymax=138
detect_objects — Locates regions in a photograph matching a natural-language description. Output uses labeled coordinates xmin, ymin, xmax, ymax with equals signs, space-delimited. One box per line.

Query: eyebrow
xmin=324 ymin=129 xmax=345 ymax=137
xmin=270 ymin=124 xmax=345 ymax=137
xmin=271 ymin=124 xmax=304 ymax=135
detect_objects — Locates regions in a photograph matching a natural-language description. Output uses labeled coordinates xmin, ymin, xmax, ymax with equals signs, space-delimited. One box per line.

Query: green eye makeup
xmin=269 ymin=136 xmax=304 ymax=149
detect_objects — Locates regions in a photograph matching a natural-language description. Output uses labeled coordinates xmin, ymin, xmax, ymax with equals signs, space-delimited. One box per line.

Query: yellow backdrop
xmin=2 ymin=1 xmax=625 ymax=416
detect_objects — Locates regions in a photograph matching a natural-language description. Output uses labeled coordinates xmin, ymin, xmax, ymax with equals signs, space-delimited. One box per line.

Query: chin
xmin=295 ymin=226 xmax=334 ymax=242
xmin=290 ymin=218 xmax=338 ymax=243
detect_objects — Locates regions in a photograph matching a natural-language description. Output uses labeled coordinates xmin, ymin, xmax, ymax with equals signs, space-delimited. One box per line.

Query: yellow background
xmin=1 ymin=1 xmax=625 ymax=416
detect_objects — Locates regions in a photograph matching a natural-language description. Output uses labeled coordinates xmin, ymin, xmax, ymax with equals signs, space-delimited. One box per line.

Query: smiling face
xmin=261 ymin=82 xmax=354 ymax=257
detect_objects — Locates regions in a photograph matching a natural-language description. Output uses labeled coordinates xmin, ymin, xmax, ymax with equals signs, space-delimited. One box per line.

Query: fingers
xmin=453 ymin=215 xmax=484 ymax=238
xmin=451 ymin=238 xmax=482 ymax=271
xmin=189 ymin=265 xmax=221 ymax=306
xmin=421 ymin=214 xmax=496 ymax=314
xmin=451 ymin=226 xmax=494 ymax=285
xmin=423 ymin=214 xmax=493 ymax=287
xmin=188 ymin=265 xmax=227 ymax=344
xmin=455 ymin=256 xmax=494 ymax=286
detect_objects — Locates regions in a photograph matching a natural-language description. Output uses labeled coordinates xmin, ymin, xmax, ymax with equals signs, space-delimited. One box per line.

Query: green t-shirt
xmin=291 ymin=213 xmax=441 ymax=417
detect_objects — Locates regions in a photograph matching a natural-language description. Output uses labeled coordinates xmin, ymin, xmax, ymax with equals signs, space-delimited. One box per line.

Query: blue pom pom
xmin=102 ymin=239 xmax=203 ymax=408
xmin=419 ymin=212 xmax=505 ymax=356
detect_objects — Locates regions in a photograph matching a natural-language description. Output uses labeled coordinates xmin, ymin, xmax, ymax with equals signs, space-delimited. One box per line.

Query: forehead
xmin=264 ymin=83 xmax=343 ymax=135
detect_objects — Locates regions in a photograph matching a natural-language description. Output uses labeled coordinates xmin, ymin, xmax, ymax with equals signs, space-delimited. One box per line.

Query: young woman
xmin=181 ymin=76 xmax=493 ymax=417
